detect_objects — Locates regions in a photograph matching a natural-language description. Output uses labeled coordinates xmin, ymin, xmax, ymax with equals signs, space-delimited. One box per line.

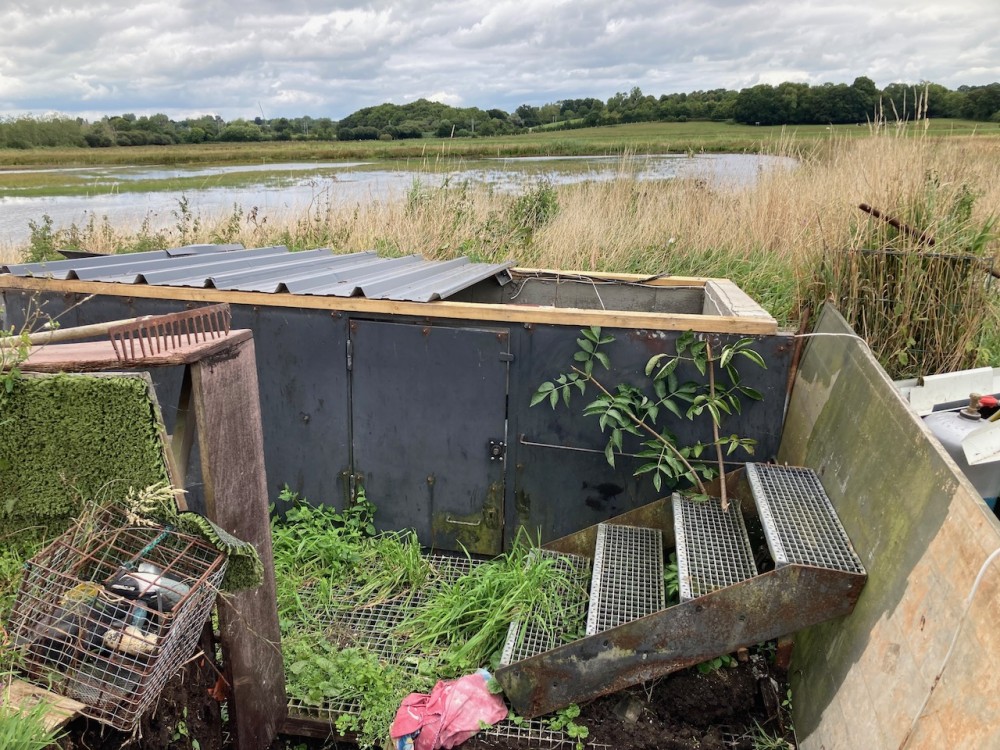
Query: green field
xmin=0 ymin=119 xmax=993 ymax=173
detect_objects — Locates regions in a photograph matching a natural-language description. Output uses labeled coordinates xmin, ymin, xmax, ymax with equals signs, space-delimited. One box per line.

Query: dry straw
xmin=7 ymin=127 xmax=1000 ymax=372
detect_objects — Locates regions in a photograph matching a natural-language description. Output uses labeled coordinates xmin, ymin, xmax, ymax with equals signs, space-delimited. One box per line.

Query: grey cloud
xmin=0 ymin=0 xmax=995 ymax=120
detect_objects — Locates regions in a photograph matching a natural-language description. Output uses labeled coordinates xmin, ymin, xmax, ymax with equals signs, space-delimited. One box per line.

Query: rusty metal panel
xmin=350 ymin=320 xmax=510 ymax=554
xmin=495 ymin=564 xmax=867 ymax=718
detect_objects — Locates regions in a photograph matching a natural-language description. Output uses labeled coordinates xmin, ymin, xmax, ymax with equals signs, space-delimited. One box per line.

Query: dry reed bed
xmin=4 ymin=133 xmax=998 ymax=336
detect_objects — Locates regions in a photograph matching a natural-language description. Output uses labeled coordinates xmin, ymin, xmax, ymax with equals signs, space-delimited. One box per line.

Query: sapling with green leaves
xmin=532 ymin=327 xmax=766 ymax=510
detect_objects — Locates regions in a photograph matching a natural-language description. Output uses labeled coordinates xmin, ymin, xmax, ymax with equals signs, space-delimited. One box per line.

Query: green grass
xmin=0 ymin=119 xmax=993 ymax=172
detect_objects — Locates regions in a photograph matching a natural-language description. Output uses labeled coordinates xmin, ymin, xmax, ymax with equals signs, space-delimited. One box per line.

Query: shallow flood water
xmin=0 ymin=153 xmax=795 ymax=248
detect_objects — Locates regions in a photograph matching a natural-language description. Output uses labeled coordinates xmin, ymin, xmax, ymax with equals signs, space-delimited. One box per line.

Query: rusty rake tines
xmin=108 ymin=303 xmax=232 ymax=363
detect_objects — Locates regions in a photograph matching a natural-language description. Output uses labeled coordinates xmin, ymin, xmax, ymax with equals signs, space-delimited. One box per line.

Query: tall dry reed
xmin=11 ymin=130 xmax=1000 ymax=371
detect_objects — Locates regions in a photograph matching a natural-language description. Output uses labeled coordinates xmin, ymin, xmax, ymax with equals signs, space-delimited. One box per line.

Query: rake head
xmin=108 ymin=303 xmax=232 ymax=363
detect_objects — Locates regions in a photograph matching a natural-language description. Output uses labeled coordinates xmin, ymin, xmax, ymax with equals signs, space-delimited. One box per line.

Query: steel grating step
xmin=745 ymin=463 xmax=866 ymax=574
xmin=586 ymin=523 xmax=665 ymax=635
xmin=672 ymin=492 xmax=758 ymax=601
xmin=500 ymin=549 xmax=592 ymax=666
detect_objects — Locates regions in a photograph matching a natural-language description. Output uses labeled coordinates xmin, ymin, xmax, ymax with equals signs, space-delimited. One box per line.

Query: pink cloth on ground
xmin=390 ymin=671 xmax=508 ymax=750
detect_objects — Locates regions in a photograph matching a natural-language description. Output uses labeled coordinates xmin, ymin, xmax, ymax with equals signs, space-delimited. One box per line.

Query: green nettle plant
xmin=532 ymin=327 xmax=766 ymax=510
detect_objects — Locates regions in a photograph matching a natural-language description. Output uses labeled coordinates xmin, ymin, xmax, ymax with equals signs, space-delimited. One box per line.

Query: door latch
xmin=489 ymin=440 xmax=506 ymax=461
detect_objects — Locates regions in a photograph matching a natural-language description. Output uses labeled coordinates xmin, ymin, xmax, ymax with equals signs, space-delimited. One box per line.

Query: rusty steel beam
xmin=495 ymin=564 xmax=866 ymax=718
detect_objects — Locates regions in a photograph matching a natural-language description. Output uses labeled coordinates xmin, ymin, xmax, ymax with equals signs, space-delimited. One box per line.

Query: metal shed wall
xmin=1 ymin=264 xmax=792 ymax=552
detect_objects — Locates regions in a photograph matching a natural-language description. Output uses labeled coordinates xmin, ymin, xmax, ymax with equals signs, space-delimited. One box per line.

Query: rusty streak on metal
xmin=495 ymin=564 xmax=866 ymax=718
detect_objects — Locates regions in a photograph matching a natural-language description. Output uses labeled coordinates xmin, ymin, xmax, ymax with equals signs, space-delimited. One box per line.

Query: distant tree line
xmin=1 ymin=80 xmax=997 ymax=150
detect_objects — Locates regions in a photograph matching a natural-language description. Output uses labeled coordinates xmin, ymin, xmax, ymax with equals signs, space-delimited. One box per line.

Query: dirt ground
xmin=460 ymin=654 xmax=791 ymax=750
xmin=264 ymin=652 xmax=792 ymax=750
xmin=54 ymin=654 xmax=225 ymax=750
xmin=51 ymin=650 xmax=791 ymax=750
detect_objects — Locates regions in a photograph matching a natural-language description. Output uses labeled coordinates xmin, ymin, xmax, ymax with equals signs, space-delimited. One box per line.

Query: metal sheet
xmin=350 ymin=320 xmax=510 ymax=554
xmin=505 ymin=325 xmax=793 ymax=544
xmin=2 ymin=245 xmax=514 ymax=302
xmin=1 ymin=244 xmax=244 ymax=278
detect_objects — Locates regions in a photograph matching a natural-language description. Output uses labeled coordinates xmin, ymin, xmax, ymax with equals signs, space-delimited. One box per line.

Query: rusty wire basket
xmin=6 ymin=506 xmax=227 ymax=731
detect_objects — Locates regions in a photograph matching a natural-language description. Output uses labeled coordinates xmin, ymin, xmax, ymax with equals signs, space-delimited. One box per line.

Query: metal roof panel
xmin=2 ymin=244 xmax=512 ymax=302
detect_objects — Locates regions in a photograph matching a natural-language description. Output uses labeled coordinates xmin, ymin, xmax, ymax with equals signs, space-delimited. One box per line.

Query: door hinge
xmin=489 ymin=440 xmax=506 ymax=462
xmin=346 ymin=338 xmax=353 ymax=371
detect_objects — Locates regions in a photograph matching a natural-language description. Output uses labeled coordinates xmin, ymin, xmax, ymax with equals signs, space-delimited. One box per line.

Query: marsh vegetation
xmin=3 ymin=121 xmax=999 ymax=378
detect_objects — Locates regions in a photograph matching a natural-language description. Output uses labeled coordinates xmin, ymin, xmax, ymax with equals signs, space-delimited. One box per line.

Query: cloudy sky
xmin=0 ymin=0 xmax=996 ymax=121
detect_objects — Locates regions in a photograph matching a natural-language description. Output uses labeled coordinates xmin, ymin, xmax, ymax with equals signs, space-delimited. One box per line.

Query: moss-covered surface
xmin=0 ymin=373 xmax=169 ymax=540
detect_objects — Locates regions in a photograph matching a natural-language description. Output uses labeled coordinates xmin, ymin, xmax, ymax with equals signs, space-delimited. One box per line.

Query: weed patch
xmin=272 ymin=492 xmax=590 ymax=748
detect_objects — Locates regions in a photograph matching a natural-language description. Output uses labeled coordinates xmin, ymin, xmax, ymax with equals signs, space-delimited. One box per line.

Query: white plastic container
xmin=925 ymin=396 xmax=1000 ymax=509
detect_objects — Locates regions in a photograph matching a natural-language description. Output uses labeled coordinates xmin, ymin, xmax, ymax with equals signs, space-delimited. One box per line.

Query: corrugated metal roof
xmin=1 ymin=245 xmax=514 ymax=303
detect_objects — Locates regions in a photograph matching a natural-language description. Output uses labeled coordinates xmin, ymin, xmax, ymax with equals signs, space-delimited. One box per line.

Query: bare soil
xmin=51 ymin=647 xmax=791 ymax=750
xmin=54 ymin=654 xmax=225 ymax=750
xmin=264 ymin=653 xmax=792 ymax=750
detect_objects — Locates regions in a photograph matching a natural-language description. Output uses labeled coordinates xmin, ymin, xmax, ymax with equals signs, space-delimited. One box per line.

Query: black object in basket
xmin=6 ymin=505 xmax=227 ymax=731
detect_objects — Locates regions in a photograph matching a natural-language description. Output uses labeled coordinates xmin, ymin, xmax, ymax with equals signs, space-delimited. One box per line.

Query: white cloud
xmin=0 ymin=0 xmax=994 ymax=119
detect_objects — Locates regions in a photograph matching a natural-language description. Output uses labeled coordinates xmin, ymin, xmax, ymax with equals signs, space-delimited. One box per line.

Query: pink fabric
xmin=390 ymin=671 xmax=508 ymax=750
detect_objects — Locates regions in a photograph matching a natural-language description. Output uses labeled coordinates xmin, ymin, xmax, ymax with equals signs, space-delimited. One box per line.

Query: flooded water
xmin=0 ymin=154 xmax=795 ymax=247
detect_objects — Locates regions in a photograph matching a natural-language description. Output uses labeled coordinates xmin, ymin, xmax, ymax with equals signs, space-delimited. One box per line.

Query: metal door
xmin=350 ymin=320 xmax=510 ymax=554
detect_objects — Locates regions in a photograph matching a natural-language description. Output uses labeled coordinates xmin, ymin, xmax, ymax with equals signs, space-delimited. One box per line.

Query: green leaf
xmin=706 ymin=402 xmax=721 ymax=423
xmin=573 ymin=350 xmax=590 ymax=362
xmin=719 ymin=347 xmax=734 ymax=369
xmin=652 ymin=472 xmax=662 ymax=492
xmin=582 ymin=326 xmax=600 ymax=343
xmin=692 ymin=353 xmax=707 ymax=376
xmin=662 ymin=398 xmax=682 ymax=419
xmin=577 ymin=337 xmax=595 ymax=354
xmin=645 ymin=354 xmax=665 ymax=377
xmin=635 ymin=462 xmax=660 ymax=475
xmin=739 ymin=386 xmax=764 ymax=401
xmin=530 ymin=383 xmax=554 ymax=406
xmin=738 ymin=348 xmax=766 ymax=369
xmin=604 ymin=442 xmax=615 ymax=466
xmin=549 ymin=390 xmax=558 ymax=409
xmin=676 ymin=330 xmax=695 ymax=355
xmin=594 ymin=351 xmax=611 ymax=370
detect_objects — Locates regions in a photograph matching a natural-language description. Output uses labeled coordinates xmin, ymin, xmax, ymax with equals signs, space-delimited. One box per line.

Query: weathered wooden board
xmin=192 ymin=338 xmax=285 ymax=750
xmin=2 ymin=678 xmax=85 ymax=731
xmin=18 ymin=330 xmax=252 ymax=371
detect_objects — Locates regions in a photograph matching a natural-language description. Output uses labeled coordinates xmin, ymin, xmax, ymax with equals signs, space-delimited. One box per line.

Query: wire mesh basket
xmin=6 ymin=505 xmax=227 ymax=731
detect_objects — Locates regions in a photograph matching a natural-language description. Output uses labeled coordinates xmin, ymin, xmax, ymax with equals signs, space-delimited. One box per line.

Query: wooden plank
xmin=510 ymin=267 xmax=710 ymax=286
xmin=0 ymin=276 xmax=777 ymax=334
xmin=18 ymin=330 xmax=252 ymax=372
xmin=2 ymin=679 xmax=85 ymax=731
xmin=191 ymin=338 xmax=285 ymax=750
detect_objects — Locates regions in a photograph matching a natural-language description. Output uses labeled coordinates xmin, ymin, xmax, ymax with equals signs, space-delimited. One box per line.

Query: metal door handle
xmin=445 ymin=516 xmax=482 ymax=527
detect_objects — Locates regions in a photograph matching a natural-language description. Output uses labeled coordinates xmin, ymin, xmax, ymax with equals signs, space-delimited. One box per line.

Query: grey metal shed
xmin=1 ymin=245 xmax=792 ymax=554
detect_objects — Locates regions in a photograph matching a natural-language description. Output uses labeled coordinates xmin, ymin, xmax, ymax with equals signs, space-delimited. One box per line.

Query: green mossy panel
xmin=0 ymin=374 xmax=169 ymax=539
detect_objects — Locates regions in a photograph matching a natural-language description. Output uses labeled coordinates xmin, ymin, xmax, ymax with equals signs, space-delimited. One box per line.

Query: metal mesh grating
xmin=673 ymin=493 xmax=758 ymax=600
xmin=500 ymin=550 xmax=591 ymax=666
xmin=587 ymin=524 xmax=665 ymax=635
xmin=285 ymin=551 xmax=600 ymax=748
xmin=746 ymin=463 xmax=866 ymax=573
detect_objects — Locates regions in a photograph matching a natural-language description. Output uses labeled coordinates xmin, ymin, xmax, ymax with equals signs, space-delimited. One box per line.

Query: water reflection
xmin=0 ymin=154 xmax=795 ymax=246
